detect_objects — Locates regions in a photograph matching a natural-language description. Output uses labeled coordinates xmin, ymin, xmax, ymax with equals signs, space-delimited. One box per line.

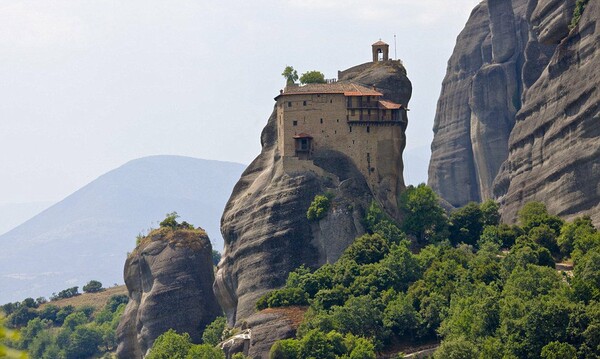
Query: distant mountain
xmin=0 ymin=155 xmax=245 ymax=303
xmin=0 ymin=201 xmax=54 ymax=235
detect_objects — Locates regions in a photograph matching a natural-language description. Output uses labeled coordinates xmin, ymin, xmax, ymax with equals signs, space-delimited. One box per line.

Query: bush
xmin=186 ymin=344 xmax=225 ymax=359
xmin=569 ymin=0 xmax=590 ymax=30
xmin=202 ymin=316 xmax=227 ymax=346
xmin=299 ymin=71 xmax=326 ymax=84
xmin=83 ymin=280 xmax=104 ymax=293
xmin=51 ymin=286 xmax=80 ymax=301
xmin=256 ymin=288 xmax=309 ymax=310
xmin=147 ymin=329 xmax=192 ymax=359
xmin=307 ymin=194 xmax=333 ymax=221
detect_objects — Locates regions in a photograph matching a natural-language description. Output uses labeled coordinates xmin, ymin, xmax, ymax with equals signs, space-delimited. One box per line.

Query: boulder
xmin=116 ymin=227 xmax=221 ymax=358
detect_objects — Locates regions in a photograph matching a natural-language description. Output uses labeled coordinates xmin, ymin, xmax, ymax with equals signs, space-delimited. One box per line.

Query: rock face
xmin=494 ymin=0 xmax=600 ymax=225
xmin=116 ymin=227 xmax=221 ymax=358
xmin=215 ymin=60 xmax=411 ymax=327
xmin=428 ymin=0 xmax=599 ymax=226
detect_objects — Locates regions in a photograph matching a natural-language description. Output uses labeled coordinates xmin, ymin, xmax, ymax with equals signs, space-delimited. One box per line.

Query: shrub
xmin=83 ymin=280 xmax=104 ymax=293
xmin=307 ymin=194 xmax=333 ymax=221
xmin=569 ymin=0 xmax=590 ymax=30
xmin=202 ymin=316 xmax=227 ymax=346
xmin=147 ymin=329 xmax=192 ymax=359
xmin=299 ymin=71 xmax=326 ymax=84
xmin=256 ymin=288 xmax=309 ymax=310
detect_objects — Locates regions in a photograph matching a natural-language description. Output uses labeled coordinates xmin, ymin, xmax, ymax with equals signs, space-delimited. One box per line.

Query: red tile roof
xmin=276 ymin=82 xmax=382 ymax=99
xmin=378 ymin=100 xmax=403 ymax=110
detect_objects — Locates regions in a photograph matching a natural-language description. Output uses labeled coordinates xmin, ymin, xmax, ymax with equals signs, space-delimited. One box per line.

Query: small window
xmin=368 ymin=109 xmax=371 ymax=115
xmin=320 ymin=118 xmax=323 ymax=124
xmin=288 ymin=102 xmax=292 ymax=107
xmin=367 ymin=126 xmax=370 ymax=133
xmin=366 ymin=96 xmax=371 ymax=103
xmin=336 ymin=119 xmax=339 ymax=123
xmin=330 ymin=99 xmax=333 ymax=103
xmin=303 ymin=101 xmax=307 ymax=106
xmin=293 ymin=120 xmax=298 ymax=126
xmin=334 ymin=130 xmax=337 ymax=134
xmin=349 ymin=126 xmax=352 ymax=133
xmin=351 ymin=109 xmax=355 ymax=116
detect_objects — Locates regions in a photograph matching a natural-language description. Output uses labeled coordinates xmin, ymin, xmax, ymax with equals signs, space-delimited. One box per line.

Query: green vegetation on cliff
xmin=259 ymin=187 xmax=600 ymax=358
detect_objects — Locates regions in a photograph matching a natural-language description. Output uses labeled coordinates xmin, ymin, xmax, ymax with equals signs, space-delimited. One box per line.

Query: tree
xmin=202 ymin=316 xmax=227 ymax=346
xmin=399 ymin=184 xmax=448 ymax=243
xmin=300 ymin=71 xmax=326 ymax=84
xmin=541 ymin=341 xmax=577 ymax=359
xmin=480 ymin=199 xmax=501 ymax=226
xmin=282 ymin=66 xmax=298 ymax=86
xmin=83 ymin=280 xmax=104 ymax=293
xmin=270 ymin=338 xmax=301 ymax=359
xmin=160 ymin=211 xmax=181 ymax=229
xmin=63 ymin=326 xmax=103 ymax=359
xmin=147 ymin=329 xmax=193 ymax=359
xmin=518 ymin=202 xmax=563 ymax=235
xmin=307 ymin=194 xmax=332 ymax=221
xmin=448 ymin=202 xmax=483 ymax=246
xmin=185 ymin=344 xmax=225 ymax=359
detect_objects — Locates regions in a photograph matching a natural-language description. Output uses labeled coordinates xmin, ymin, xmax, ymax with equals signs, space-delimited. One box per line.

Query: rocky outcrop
xmin=428 ymin=0 xmax=599 ymax=226
xmin=116 ymin=227 xmax=221 ymax=358
xmin=428 ymin=0 xmax=557 ymax=207
xmin=494 ymin=0 xmax=600 ymax=226
xmin=221 ymin=307 xmax=306 ymax=359
xmin=215 ymin=61 xmax=412 ymax=328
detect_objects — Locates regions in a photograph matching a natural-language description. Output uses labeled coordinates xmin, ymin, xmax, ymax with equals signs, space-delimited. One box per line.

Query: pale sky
xmin=0 ymin=0 xmax=481 ymax=207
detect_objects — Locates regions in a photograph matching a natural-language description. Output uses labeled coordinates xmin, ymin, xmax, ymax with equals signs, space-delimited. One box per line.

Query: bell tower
xmin=372 ymin=40 xmax=389 ymax=62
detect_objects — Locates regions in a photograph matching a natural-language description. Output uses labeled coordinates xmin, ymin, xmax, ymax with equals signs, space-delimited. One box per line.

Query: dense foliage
xmin=299 ymin=71 xmax=326 ymax=85
xmin=261 ymin=192 xmax=600 ymax=358
xmin=1 ymin=294 xmax=128 ymax=358
xmin=82 ymin=280 xmax=104 ymax=293
xmin=147 ymin=329 xmax=225 ymax=359
xmin=307 ymin=193 xmax=333 ymax=221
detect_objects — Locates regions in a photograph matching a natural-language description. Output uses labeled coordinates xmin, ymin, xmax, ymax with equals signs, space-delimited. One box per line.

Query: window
xmin=293 ymin=120 xmax=298 ymax=126
xmin=330 ymin=99 xmax=333 ymax=103
xmin=366 ymin=96 xmax=371 ymax=103
xmin=367 ymin=126 xmax=370 ymax=133
xmin=351 ymin=109 xmax=355 ymax=116
xmin=288 ymin=102 xmax=292 ymax=107
xmin=336 ymin=119 xmax=339 ymax=123
xmin=349 ymin=126 xmax=352 ymax=133
xmin=303 ymin=101 xmax=307 ymax=106
xmin=300 ymin=139 xmax=309 ymax=150
xmin=320 ymin=118 xmax=323 ymax=124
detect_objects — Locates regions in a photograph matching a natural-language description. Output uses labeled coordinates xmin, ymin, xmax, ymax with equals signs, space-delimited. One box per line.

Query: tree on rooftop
xmin=300 ymin=71 xmax=326 ymax=84
xmin=282 ymin=66 xmax=298 ymax=85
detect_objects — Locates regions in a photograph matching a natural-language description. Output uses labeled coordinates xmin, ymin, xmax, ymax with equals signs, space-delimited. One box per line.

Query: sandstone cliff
xmin=428 ymin=0 xmax=598 ymax=226
xmin=116 ymin=226 xmax=221 ymax=358
xmin=214 ymin=61 xmax=412 ymax=328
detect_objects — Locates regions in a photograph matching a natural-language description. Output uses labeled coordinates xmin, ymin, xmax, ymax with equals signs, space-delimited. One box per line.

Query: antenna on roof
xmin=394 ymin=34 xmax=397 ymax=59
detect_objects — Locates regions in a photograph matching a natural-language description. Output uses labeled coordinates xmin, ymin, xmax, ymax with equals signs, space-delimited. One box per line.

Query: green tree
xmin=270 ymin=338 xmax=301 ymax=359
xmin=147 ymin=329 xmax=193 ymax=359
xmin=281 ymin=66 xmax=298 ymax=86
xmin=448 ymin=202 xmax=483 ymax=246
xmin=211 ymin=250 xmax=221 ymax=266
xmin=518 ymin=202 xmax=563 ymax=235
xmin=160 ymin=211 xmax=181 ymax=229
xmin=83 ymin=280 xmax=104 ymax=293
xmin=480 ymin=199 xmax=501 ymax=226
xmin=541 ymin=341 xmax=577 ymax=359
xmin=299 ymin=71 xmax=326 ymax=84
xmin=0 ymin=314 xmax=26 ymax=358
xmin=434 ymin=337 xmax=478 ymax=359
xmin=63 ymin=326 xmax=102 ymax=359
xmin=307 ymin=194 xmax=332 ymax=221
xmin=202 ymin=316 xmax=227 ymax=346
xmin=399 ymin=184 xmax=448 ymax=243
xmin=558 ymin=216 xmax=596 ymax=258
xmin=185 ymin=344 xmax=225 ymax=359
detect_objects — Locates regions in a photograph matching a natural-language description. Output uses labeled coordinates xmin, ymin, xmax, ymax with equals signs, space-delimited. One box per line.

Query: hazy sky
xmin=0 ymin=0 xmax=481 ymax=206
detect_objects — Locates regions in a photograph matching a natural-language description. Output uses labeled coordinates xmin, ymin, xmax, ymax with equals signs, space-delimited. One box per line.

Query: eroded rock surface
xmin=429 ymin=0 xmax=599 ymax=226
xmin=215 ymin=61 xmax=412 ymax=327
xmin=428 ymin=0 xmax=558 ymax=207
xmin=116 ymin=227 xmax=221 ymax=358
xmin=494 ymin=0 xmax=600 ymax=225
